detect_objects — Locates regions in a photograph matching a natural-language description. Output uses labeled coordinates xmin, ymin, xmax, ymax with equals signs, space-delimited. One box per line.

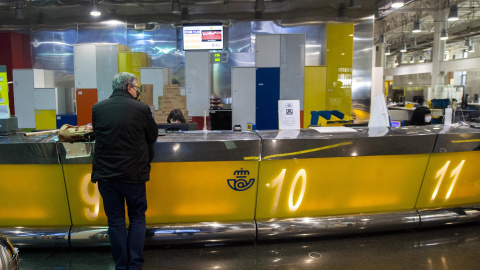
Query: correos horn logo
xmin=227 ymin=168 xmax=255 ymax=191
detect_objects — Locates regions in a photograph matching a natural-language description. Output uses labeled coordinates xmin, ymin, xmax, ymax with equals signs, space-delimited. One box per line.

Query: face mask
xmin=136 ymin=89 xmax=141 ymax=101
xmin=424 ymin=115 xmax=432 ymax=123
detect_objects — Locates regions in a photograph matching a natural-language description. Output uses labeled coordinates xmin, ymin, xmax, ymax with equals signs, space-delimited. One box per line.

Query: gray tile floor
xmin=18 ymin=222 xmax=480 ymax=270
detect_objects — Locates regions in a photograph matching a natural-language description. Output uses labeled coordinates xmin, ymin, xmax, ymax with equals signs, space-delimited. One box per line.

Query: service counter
xmin=1 ymin=126 xmax=480 ymax=247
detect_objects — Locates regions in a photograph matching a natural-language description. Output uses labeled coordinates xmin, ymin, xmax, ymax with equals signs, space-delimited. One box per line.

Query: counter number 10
xmin=271 ymin=169 xmax=307 ymax=213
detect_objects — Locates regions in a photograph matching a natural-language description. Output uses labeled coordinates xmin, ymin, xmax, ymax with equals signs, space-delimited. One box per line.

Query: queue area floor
xmin=19 ymin=222 xmax=480 ymax=270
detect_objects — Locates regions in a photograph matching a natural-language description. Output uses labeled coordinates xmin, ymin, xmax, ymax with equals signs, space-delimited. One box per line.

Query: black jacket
xmin=91 ymin=90 xmax=158 ymax=183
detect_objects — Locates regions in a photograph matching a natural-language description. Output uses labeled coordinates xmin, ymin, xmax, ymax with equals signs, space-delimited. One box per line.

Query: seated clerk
xmin=410 ymin=97 xmax=432 ymax=125
xmin=167 ymin=109 xmax=186 ymax=123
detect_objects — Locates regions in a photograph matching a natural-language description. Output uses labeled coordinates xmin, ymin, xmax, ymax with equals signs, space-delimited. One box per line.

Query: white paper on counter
xmin=309 ymin=126 xmax=357 ymax=133
xmin=275 ymin=129 xmax=301 ymax=139
xmin=278 ymin=100 xmax=300 ymax=130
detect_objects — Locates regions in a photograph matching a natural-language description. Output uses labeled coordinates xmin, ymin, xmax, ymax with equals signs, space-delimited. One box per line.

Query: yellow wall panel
xmin=118 ymin=52 xmax=152 ymax=85
xmin=0 ymin=70 xmax=9 ymax=117
xmin=35 ymin=110 xmax=57 ymax=130
xmin=304 ymin=66 xmax=326 ymax=128
xmin=326 ymin=23 xmax=354 ymax=117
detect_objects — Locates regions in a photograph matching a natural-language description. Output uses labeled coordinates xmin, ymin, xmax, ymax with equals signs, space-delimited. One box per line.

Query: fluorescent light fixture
xmin=385 ymin=46 xmax=391 ymax=55
xmin=338 ymin=3 xmax=346 ymax=18
xmin=90 ymin=1 xmax=101 ymax=16
xmin=374 ymin=6 xmax=380 ymax=19
xmin=411 ymin=37 xmax=417 ymax=47
xmin=440 ymin=28 xmax=448 ymax=40
xmin=391 ymin=0 xmax=404 ymax=9
xmin=448 ymin=4 xmax=459 ymax=21
xmin=379 ymin=33 xmax=386 ymax=43
xmin=410 ymin=56 xmax=415 ymax=63
xmin=255 ymin=0 xmax=265 ymax=12
xmin=400 ymin=42 xmax=407 ymax=52
xmin=15 ymin=2 xmax=24 ymax=19
xmin=419 ymin=56 xmax=424 ymax=62
xmin=412 ymin=19 xmax=421 ymax=33
xmin=172 ymin=0 xmax=181 ymax=14
xmin=349 ymin=0 xmax=361 ymax=9
xmin=465 ymin=38 xmax=472 ymax=47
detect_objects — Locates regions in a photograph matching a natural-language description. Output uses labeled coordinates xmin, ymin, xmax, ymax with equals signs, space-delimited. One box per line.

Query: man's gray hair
xmin=112 ymin=72 xmax=138 ymax=93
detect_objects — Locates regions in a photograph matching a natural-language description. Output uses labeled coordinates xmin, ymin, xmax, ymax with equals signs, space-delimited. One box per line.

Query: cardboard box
xmin=158 ymin=95 xmax=186 ymax=111
xmin=154 ymin=111 xmax=170 ymax=123
xmin=163 ymin=87 xmax=180 ymax=96
xmin=163 ymin=84 xmax=180 ymax=96
xmin=139 ymin=84 xmax=153 ymax=106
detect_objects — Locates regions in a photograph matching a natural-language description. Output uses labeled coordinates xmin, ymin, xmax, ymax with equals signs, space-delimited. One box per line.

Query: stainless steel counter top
xmin=2 ymin=125 xmax=480 ymax=164
xmin=0 ymin=133 xmax=59 ymax=164
xmin=257 ymin=126 xmax=443 ymax=160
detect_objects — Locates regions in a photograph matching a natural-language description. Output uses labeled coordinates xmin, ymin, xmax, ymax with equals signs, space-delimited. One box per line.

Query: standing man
xmin=91 ymin=72 xmax=158 ymax=270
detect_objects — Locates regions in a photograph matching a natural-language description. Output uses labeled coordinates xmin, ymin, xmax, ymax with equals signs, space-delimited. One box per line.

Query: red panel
xmin=300 ymin=110 xmax=304 ymax=129
xmin=76 ymin=89 xmax=98 ymax=125
xmin=190 ymin=116 xmax=209 ymax=130
xmin=22 ymin=34 xmax=32 ymax=68
xmin=10 ymin=32 xmax=24 ymax=69
xmin=0 ymin=32 xmax=32 ymax=116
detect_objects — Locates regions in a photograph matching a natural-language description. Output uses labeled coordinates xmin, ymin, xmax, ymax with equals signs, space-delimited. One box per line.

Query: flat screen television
xmin=183 ymin=23 xmax=224 ymax=51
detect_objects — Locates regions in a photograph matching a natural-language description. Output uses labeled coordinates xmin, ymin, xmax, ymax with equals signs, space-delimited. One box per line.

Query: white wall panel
xmin=232 ymin=67 xmax=256 ymax=131
xmin=141 ymin=67 xmax=167 ymax=110
xmin=34 ymin=88 xmax=56 ymax=110
xmin=256 ymin=34 xmax=281 ymax=68
xmin=185 ymin=51 xmax=211 ymax=116
xmin=96 ymin=44 xmax=119 ymax=102
xmin=74 ymin=44 xmax=97 ymax=89
xmin=13 ymin=69 xmax=35 ymax=128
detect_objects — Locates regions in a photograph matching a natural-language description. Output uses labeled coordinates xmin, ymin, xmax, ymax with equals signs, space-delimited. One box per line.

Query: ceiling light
xmin=255 ymin=0 xmax=265 ymax=12
xmin=391 ymin=0 xmax=404 ymax=9
xmin=172 ymin=0 xmax=181 ymax=14
xmin=465 ymin=38 xmax=472 ymax=47
xmin=90 ymin=1 xmax=101 ymax=16
xmin=410 ymin=56 xmax=415 ymax=63
xmin=385 ymin=46 xmax=391 ymax=55
xmin=349 ymin=0 xmax=361 ymax=9
xmin=338 ymin=3 xmax=346 ymax=18
xmin=468 ymin=45 xmax=475 ymax=52
xmin=419 ymin=56 xmax=424 ymax=62
xmin=15 ymin=2 xmax=24 ymax=19
xmin=400 ymin=42 xmax=407 ymax=52
xmin=440 ymin=28 xmax=448 ymax=40
xmin=379 ymin=33 xmax=385 ymax=43
xmin=412 ymin=19 xmax=421 ymax=33
xmin=374 ymin=6 xmax=380 ymax=19
xmin=411 ymin=37 xmax=417 ymax=47
xmin=448 ymin=4 xmax=459 ymax=21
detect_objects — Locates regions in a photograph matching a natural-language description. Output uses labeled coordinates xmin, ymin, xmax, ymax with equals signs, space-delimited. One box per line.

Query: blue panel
xmin=56 ymin=113 xmax=77 ymax=129
xmin=256 ymin=68 xmax=280 ymax=130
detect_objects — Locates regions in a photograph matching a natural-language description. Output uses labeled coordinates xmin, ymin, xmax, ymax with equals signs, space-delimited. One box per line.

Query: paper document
xmin=310 ymin=126 xmax=357 ymax=133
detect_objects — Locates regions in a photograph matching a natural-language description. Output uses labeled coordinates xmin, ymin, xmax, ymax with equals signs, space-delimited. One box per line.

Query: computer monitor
xmin=413 ymin=96 xmax=424 ymax=103
xmin=157 ymin=123 xmax=197 ymax=132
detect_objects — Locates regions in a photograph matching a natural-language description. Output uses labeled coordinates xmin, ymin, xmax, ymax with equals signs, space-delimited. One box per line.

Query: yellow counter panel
xmin=0 ymin=164 xmax=71 ymax=227
xmin=256 ymin=155 xmax=430 ymax=219
xmin=416 ymin=151 xmax=480 ymax=209
xmin=62 ymin=161 xmax=259 ymax=225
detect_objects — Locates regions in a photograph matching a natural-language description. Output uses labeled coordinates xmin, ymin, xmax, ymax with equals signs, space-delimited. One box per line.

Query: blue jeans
xmin=98 ymin=180 xmax=147 ymax=270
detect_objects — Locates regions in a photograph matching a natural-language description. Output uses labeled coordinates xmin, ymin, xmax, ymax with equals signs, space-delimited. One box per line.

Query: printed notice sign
xmin=278 ymin=100 xmax=300 ymax=130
